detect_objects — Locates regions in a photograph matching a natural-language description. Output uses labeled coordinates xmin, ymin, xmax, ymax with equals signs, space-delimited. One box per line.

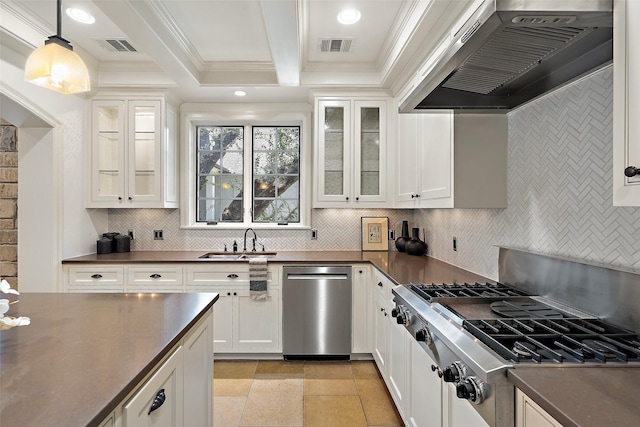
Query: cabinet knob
xmin=147 ymin=389 xmax=166 ymax=415
xmin=625 ymin=166 xmax=640 ymax=177
xmin=128 ymin=196 xmax=133 ymax=201
xmin=345 ymin=197 xmax=349 ymax=201
xmin=233 ymin=292 xmax=237 ymax=296
xmin=227 ymin=292 xmax=231 ymax=296
xmin=118 ymin=197 xmax=123 ymax=201
xmin=377 ymin=281 xmax=383 ymax=287
xmin=91 ymin=274 xmax=103 ymax=279
xmin=411 ymin=194 xmax=420 ymax=198
xmin=355 ymin=197 xmax=359 ymax=201
xmin=227 ymin=274 xmax=239 ymax=279
xmin=149 ymin=274 xmax=162 ymax=279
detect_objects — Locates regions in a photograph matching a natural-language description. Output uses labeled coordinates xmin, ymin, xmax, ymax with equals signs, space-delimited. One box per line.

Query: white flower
xmin=0 ymin=316 xmax=30 ymax=330
xmin=0 ymin=279 xmax=19 ymax=295
xmin=0 ymin=298 xmax=9 ymax=316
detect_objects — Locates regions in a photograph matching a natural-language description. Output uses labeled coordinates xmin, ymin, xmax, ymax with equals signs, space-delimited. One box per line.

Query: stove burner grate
xmin=409 ymin=282 xmax=531 ymax=301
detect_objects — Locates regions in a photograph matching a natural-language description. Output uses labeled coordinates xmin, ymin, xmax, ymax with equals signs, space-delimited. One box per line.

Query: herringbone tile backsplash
xmin=417 ymin=66 xmax=640 ymax=280
xmin=110 ymin=65 xmax=638 ymax=281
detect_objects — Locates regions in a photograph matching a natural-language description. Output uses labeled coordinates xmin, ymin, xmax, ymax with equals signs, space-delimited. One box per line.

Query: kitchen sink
xmin=198 ymin=252 xmax=277 ymax=260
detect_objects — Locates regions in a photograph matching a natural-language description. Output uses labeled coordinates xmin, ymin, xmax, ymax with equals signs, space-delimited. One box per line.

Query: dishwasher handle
xmin=286 ymin=274 xmax=349 ymax=280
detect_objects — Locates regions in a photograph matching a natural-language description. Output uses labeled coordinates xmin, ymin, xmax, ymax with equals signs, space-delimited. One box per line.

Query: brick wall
xmin=0 ymin=119 xmax=18 ymax=289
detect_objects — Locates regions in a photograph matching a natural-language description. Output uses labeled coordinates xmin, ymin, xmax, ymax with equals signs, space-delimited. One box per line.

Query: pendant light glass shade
xmin=24 ymin=1 xmax=91 ymax=94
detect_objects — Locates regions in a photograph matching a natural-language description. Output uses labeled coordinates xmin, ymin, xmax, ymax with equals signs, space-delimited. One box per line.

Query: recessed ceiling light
xmin=66 ymin=8 xmax=95 ymax=24
xmin=337 ymin=9 xmax=361 ymax=25
xmin=234 ymin=90 xmax=247 ymax=97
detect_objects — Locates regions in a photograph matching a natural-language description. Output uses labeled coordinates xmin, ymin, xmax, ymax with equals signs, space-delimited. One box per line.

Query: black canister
xmin=102 ymin=232 xmax=120 ymax=252
xmin=114 ymin=234 xmax=131 ymax=253
xmin=394 ymin=220 xmax=410 ymax=252
xmin=406 ymin=227 xmax=427 ymax=256
xmin=97 ymin=237 xmax=112 ymax=254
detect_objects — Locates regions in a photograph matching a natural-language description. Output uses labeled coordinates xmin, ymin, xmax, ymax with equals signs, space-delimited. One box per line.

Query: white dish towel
xmin=249 ymin=257 xmax=268 ymax=300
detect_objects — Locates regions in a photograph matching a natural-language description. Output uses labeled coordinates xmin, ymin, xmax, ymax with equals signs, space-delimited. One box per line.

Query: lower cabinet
xmin=387 ymin=312 xmax=410 ymax=419
xmin=442 ymin=382 xmax=489 ymax=427
xmin=352 ymin=265 xmax=371 ymax=353
xmin=515 ymin=388 xmax=562 ymax=427
xmin=101 ymin=308 xmax=213 ymax=427
xmin=372 ymin=291 xmax=390 ymax=374
xmin=408 ymin=337 xmax=442 ymax=427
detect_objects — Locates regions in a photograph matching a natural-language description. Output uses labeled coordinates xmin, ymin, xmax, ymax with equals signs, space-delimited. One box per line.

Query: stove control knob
xmin=396 ymin=311 xmax=408 ymax=325
xmin=455 ymin=377 xmax=487 ymax=404
xmin=415 ymin=328 xmax=432 ymax=344
xmin=442 ymin=365 xmax=460 ymax=383
xmin=390 ymin=307 xmax=401 ymax=318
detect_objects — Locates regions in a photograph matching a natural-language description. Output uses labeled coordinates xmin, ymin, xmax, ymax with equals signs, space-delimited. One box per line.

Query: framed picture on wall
xmin=361 ymin=217 xmax=389 ymax=251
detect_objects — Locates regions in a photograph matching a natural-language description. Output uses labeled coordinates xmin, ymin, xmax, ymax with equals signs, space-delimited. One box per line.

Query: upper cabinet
xmin=613 ymin=0 xmax=640 ymax=206
xmin=395 ymin=112 xmax=507 ymax=209
xmin=86 ymin=94 xmax=178 ymax=208
xmin=313 ymin=96 xmax=393 ymax=208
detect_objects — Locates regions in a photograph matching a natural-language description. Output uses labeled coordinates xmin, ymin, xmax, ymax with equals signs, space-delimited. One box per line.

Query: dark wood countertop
xmin=509 ymin=367 xmax=640 ymax=427
xmin=62 ymin=250 xmax=490 ymax=284
xmin=0 ymin=292 xmax=218 ymax=427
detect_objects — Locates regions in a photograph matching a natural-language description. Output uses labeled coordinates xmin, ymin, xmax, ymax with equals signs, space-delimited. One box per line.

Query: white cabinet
xmin=87 ymin=95 xmax=178 ymax=208
xmin=387 ymin=312 xmax=410 ymax=419
xmin=106 ymin=308 xmax=213 ymax=427
xmin=186 ymin=264 xmax=281 ymax=353
xmin=372 ymin=290 xmax=390 ymax=375
xmin=66 ymin=266 xmax=125 ymax=292
xmin=395 ymin=112 xmax=507 ymax=208
xmin=123 ymin=346 xmax=184 ymax=427
xmin=613 ymin=0 xmax=640 ymax=205
xmin=127 ymin=266 xmax=183 ymax=292
xmin=515 ymin=388 xmax=562 ymax=427
xmin=314 ymin=96 xmax=392 ymax=208
xmin=408 ymin=337 xmax=442 ymax=427
xmin=65 ymin=265 xmax=181 ymax=293
xmin=352 ymin=265 xmax=371 ymax=354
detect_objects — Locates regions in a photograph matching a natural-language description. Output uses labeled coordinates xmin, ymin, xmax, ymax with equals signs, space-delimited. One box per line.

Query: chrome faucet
xmin=243 ymin=228 xmax=258 ymax=252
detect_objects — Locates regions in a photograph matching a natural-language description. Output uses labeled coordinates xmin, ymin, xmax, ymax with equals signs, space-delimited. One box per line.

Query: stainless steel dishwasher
xmin=282 ymin=265 xmax=352 ymax=359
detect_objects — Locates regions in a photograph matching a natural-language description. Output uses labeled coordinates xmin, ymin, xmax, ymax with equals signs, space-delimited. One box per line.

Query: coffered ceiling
xmin=1 ymin=0 xmax=472 ymax=102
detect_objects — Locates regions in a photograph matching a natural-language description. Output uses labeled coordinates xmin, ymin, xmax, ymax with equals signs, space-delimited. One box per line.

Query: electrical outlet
xmin=453 ymin=237 xmax=457 ymax=252
xmin=389 ymin=230 xmax=395 ymax=240
xmin=153 ymin=230 xmax=164 ymax=240
xmin=311 ymin=229 xmax=318 ymax=240
xmin=128 ymin=229 xmax=134 ymax=240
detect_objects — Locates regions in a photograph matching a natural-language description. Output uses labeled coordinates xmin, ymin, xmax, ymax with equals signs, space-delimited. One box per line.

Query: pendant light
xmin=24 ymin=0 xmax=91 ymax=94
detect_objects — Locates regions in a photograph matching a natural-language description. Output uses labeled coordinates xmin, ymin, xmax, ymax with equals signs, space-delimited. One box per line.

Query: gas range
xmin=392 ymin=269 xmax=640 ymax=427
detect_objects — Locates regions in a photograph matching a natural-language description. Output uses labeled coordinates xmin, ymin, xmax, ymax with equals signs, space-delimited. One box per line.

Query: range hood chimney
xmin=399 ymin=0 xmax=613 ymax=113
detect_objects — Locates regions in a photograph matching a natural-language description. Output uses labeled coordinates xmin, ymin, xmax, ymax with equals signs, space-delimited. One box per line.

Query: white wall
xmin=1 ymin=41 xmax=107 ymax=290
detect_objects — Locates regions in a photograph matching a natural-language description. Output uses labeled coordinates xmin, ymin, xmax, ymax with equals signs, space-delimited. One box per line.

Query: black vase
xmin=406 ymin=227 xmax=427 ymax=256
xmin=394 ymin=221 xmax=410 ymax=252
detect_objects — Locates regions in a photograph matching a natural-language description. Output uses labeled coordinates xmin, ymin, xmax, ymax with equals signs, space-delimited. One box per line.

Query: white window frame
xmin=180 ymin=103 xmax=312 ymax=229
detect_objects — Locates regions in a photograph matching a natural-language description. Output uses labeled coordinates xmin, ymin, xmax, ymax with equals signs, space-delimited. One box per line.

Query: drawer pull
xmin=150 ymin=274 xmax=162 ymax=279
xmin=377 ymin=282 xmax=383 ymax=287
xmin=91 ymin=274 xmax=103 ymax=279
xmin=227 ymin=274 xmax=239 ymax=279
xmin=148 ymin=389 xmax=165 ymax=415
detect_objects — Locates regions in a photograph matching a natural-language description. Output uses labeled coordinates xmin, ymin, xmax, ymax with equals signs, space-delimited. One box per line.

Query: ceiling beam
xmin=259 ymin=0 xmax=300 ymax=86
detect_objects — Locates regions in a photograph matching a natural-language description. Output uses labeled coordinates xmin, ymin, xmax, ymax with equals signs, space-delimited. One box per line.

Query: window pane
xmin=253 ymin=126 xmax=300 ymax=223
xmin=196 ymin=126 xmax=244 ymax=222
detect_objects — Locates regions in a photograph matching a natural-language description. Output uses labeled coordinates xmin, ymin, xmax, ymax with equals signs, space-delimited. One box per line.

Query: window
xmin=193 ymin=123 xmax=302 ymax=226
xmin=181 ymin=105 xmax=310 ymax=229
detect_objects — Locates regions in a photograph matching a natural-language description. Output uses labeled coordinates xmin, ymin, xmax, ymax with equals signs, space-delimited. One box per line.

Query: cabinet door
xmin=387 ymin=315 xmax=409 ymax=418
xmin=128 ymin=100 xmax=162 ymax=205
xmin=183 ymin=310 xmax=213 ymax=427
xmin=515 ymin=388 xmax=562 ymax=427
xmin=234 ymin=289 xmax=281 ymax=352
xmin=354 ymin=100 xmax=386 ymax=203
xmin=408 ymin=338 xmax=442 ymax=427
xmin=396 ymin=113 xmax=420 ymax=204
xmin=316 ymin=100 xmax=352 ymax=203
xmin=212 ymin=291 xmax=233 ymax=352
xmin=418 ymin=111 xmax=453 ymax=202
xmin=372 ymin=292 xmax=389 ymax=375
xmin=91 ymin=100 xmax=126 ymax=204
xmin=123 ymin=347 xmax=184 ymax=427
xmin=352 ymin=266 xmax=370 ymax=353
xmin=614 ymin=0 xmax=640 ymax=205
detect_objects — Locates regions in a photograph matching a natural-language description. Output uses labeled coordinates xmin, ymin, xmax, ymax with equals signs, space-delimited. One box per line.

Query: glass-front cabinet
xmin=88 ymin=95 xmax=177 ymax=208
xmin=314 ymin=97 xmax=389 ymax=207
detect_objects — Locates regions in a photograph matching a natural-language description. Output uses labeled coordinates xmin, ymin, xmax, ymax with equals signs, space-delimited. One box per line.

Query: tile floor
xmin=213 ymin=359 xmax=405 ymax=427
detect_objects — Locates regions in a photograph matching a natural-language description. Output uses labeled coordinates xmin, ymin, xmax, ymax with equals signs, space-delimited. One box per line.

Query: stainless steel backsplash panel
xmin=499 ymin=247 xmax=640 ymax=333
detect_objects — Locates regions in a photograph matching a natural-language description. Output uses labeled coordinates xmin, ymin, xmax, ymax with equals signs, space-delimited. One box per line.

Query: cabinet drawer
xmin=127 ymin=266 xmax=183 ymax=287
xmin=123 ymin=346 xmax=183 ymax=426
xmin=186 ymin=266 xmax=250 ymax=286
xmin=373 ymin=269 xmax=392 ymax=300
xmin=68 ymin=267 xmax=124 ymax=286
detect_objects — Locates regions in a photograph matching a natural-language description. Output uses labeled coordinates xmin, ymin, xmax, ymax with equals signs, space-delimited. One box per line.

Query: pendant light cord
xmin=56 ymin=0 xmax=62 ymax=38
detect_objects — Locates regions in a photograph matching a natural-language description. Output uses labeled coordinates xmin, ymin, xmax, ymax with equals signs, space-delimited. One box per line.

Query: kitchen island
xmin=0 ymin=292 xmax=218 ymax=427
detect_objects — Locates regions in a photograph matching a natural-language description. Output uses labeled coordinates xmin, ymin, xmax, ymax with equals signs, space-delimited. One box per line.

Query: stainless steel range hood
xmin=399 ymin=0 xmax=613 ymax=113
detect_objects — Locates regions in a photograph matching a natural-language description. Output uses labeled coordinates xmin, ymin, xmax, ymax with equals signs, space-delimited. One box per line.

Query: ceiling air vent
xmin=319 ymin=39 xmax=353 ymax=53
xmin=96 ymin=39 xmax=138 ymax=53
